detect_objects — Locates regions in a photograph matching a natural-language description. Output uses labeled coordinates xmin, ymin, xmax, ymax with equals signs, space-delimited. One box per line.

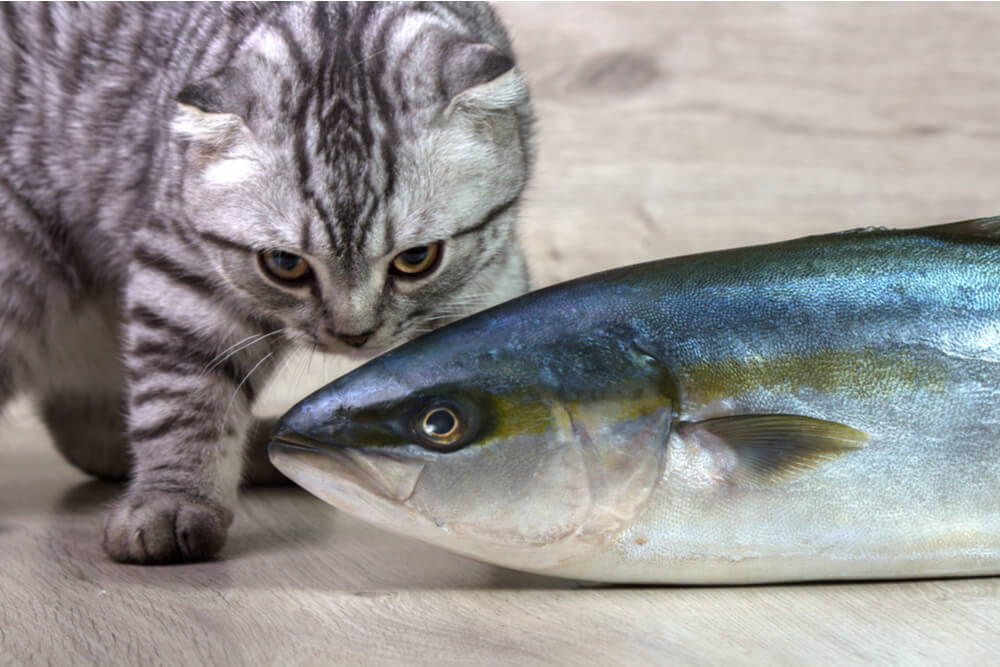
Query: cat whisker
xmin=431 ymin=298 xmax=493 ymax=311
xmin=211 ymin=332 xmax=269 ymax=362
xmin=433 ymin=304 xmax=487 ymax=314
xmin=205 ymin=330 xmax=277 ymax=369
xmin=446 ymin=290 xmax=505 ymax=304
xmin=351 ymin=44 xmax=392 ymax=69
xmin=405 ymin=322 xmax=449 ymax=338
xmin=268 ymin=345 xmax=301 ymax=386
xmin=306 ymin=344 xmax=317 ymax=376
xmin=422 ymin=307 xmax=484 ymax=319
xmin=434 ymin=300 xmax=485 ymax=310
xmin=204 ymin=328 xmax=286 ymax=374
xmin=221 ymin=350 xmax=277 ymax=430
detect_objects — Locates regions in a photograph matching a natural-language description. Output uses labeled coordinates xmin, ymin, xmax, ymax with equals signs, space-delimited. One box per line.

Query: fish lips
xmin=269 ymin=430 xmax=425 ymax=503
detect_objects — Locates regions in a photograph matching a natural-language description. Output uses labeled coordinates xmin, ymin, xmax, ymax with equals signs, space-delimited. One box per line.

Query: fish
xmin=269 ymin=217 xmax=1000 ymax=584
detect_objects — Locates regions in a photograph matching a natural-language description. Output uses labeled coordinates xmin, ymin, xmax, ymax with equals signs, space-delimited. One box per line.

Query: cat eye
xmin=391 ymin=242 xmax=441 ymax=278
xmin=415 ymin=404 xmax=465 ymax=450
xmin=259 ymin=250 xmax=312 ymax=285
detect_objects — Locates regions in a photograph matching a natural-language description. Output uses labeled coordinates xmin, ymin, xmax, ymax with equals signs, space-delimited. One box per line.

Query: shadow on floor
xmin=56 ymin=479 xmax=122 ymax=513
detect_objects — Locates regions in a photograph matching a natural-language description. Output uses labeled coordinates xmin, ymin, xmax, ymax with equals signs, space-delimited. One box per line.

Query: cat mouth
xmin=308 ymin=325 xmax=387 ymax=354
xmin=338 ymin=333 xmax=371 ymax=348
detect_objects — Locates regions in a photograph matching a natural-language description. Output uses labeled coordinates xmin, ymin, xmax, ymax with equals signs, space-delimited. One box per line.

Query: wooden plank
xmin=503 ymin=2 xmax=1000 ymax=284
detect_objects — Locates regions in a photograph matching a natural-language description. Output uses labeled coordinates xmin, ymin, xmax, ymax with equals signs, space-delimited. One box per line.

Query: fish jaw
xmin=269 ymin=440 xmax=433 ymax=529
xmin=268 ymin=402 xmax=672 ymax=574
xmin=267 ymin=438 xmax=611 ymax=572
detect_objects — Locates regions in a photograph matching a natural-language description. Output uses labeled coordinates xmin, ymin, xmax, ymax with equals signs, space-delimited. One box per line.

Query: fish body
xmin=271 ymin=220 xmax=1000 ymax=584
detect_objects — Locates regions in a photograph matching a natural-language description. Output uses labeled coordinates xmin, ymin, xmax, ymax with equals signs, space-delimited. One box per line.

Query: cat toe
xmin=102 ymin=492 xmax=234 ymax=564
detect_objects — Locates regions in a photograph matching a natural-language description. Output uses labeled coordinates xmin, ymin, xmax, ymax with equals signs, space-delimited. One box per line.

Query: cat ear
xmin=443 ymin=42 xmax=528 ymax=112
xmin=172 ymin=69 xmax=252 ymax=149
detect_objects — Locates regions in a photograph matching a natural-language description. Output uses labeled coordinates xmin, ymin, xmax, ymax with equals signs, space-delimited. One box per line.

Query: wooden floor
xmin=6 ymin=3 xmax=1000 ymax=664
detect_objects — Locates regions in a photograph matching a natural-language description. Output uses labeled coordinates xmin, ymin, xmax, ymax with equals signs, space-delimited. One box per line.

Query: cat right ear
xmin=443 ymin=42 xmax=528 ymax=114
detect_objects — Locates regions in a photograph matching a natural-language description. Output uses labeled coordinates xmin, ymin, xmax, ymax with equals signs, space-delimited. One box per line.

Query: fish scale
xmin=270 ymin=218 xmax=1000 ymax=583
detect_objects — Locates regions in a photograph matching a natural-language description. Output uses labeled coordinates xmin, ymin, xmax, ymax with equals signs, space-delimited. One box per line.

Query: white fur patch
xmin=245 ymin=28 xmax=291 ymax=66
xmin=203 ymin=158 xmax=260 ymax=186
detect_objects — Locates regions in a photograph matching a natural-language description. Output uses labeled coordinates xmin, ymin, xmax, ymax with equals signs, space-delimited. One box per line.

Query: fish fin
xmin=678 ymin=414 xmax=867 ymax=486
xmin=918 ymin=216 xmax=1000 ymax=241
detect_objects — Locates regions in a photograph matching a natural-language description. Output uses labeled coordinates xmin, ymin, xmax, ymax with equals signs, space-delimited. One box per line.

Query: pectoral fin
xmin=678 ymin=414 xmax=866 ymax=486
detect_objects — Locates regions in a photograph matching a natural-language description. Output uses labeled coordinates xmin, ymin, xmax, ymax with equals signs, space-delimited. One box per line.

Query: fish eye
xmin=391 ymin=242 xmax=441 ymax=278
xmin=416 ymin=405 xmax=464 ymax=450
xmin=259 ymin=250 xmax=312 ymax=285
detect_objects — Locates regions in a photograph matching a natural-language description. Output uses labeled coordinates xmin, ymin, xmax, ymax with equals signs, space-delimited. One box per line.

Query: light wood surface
xmin=5 ymin=3 xmax=1000 ymax=664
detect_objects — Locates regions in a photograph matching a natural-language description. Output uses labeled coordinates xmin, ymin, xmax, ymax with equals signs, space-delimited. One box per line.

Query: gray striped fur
xmin=0 ymin=2 xmax=533 ymax=563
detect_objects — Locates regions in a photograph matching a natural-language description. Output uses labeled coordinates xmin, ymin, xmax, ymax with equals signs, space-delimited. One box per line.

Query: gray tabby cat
xmin=0 ymin=2 xmax=533 ymax=563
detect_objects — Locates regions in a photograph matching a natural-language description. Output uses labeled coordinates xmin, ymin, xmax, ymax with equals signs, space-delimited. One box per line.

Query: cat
xmin=0 ymin=2 xmax=533 ymax=563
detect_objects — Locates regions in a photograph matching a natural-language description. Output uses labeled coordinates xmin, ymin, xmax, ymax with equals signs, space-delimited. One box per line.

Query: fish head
xmin=269 ymin=303 xmax=672 ymax=572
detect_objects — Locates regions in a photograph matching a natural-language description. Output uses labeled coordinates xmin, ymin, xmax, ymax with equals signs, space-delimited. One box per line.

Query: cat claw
xmin=102 ymin=492 xmax=233 ymax=564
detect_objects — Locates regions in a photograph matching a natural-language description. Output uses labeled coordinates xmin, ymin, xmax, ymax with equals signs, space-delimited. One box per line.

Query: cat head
xmin=171 ymin=4 xmax=532 ymax=354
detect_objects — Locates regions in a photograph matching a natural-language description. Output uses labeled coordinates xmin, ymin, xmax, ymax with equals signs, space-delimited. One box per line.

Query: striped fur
xmin=0 ymin=2 xmax=533 ymax=563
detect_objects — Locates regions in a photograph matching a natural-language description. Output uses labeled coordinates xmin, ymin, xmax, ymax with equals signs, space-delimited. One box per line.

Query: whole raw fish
xmin=269 ymin=218 xmax=1000 ymax=584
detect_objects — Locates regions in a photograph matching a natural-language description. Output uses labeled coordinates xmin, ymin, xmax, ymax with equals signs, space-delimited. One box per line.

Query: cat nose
xmin=337 ymin=331 xmax=372 ymax=348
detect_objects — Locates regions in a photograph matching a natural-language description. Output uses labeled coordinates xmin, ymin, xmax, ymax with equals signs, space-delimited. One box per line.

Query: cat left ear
xmin=172 ymin=69 xmax=252 ymax=148
xmin=176 ymin=67 xmax=253 ymax=118
xmin=443 ymin=42 xmax=528 ymax=112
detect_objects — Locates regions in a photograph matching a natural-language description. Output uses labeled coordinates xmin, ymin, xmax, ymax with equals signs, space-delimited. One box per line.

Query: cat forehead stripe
xmin=454 ymin=197 xmax=521 ymax=239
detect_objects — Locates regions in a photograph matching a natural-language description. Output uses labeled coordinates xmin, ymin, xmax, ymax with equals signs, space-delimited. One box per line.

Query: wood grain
xmin=5 ymin=3 xmax=1000 ymax=664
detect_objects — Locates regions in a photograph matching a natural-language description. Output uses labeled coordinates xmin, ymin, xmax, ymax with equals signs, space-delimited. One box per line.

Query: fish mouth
xmin=268 ymin=432 xmax=425 ymax=503
xmin=269 ymin=430 xmax=325 ymax=453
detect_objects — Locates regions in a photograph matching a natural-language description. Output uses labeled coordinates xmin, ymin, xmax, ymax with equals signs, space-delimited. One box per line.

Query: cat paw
xmin=102 ymin=492 xmax=234 ymax=564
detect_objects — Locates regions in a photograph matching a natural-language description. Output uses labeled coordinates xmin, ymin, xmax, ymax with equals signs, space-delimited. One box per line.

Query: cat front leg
xmin=103 ymin=280 xmax=284 ymax=564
